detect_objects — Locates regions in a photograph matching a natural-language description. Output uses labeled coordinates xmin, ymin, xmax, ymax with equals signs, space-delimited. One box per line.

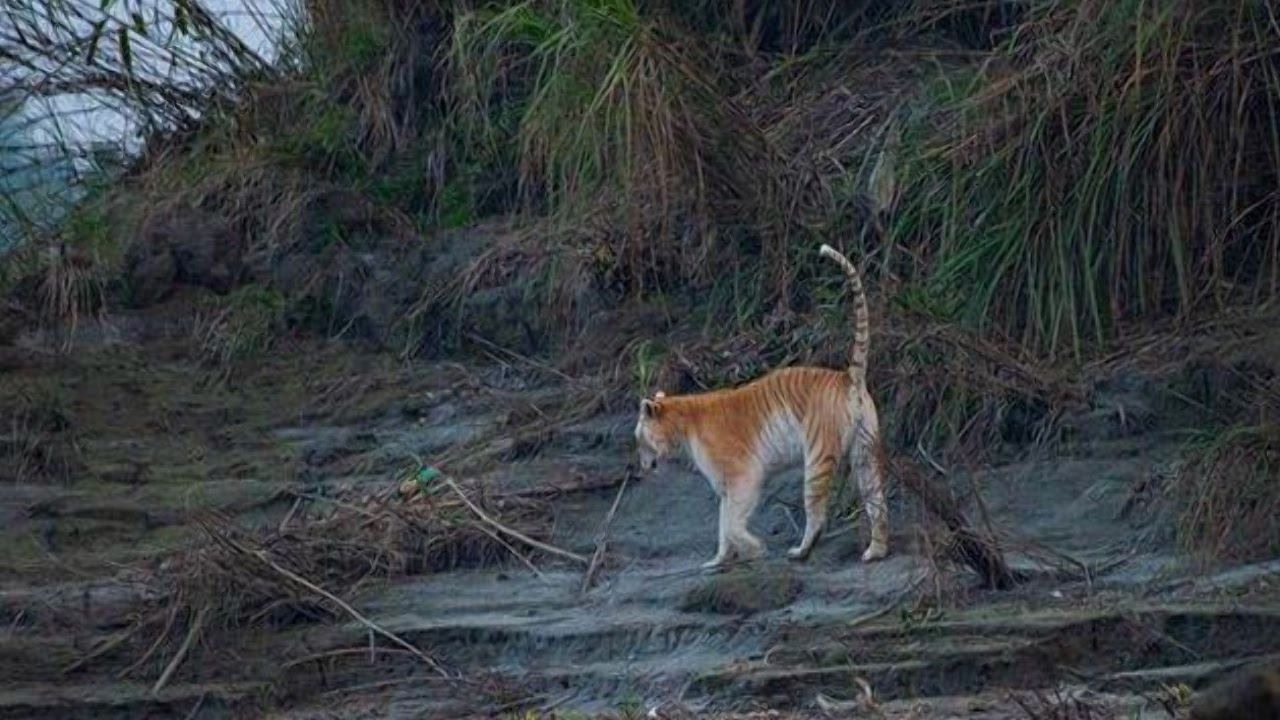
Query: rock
xmin=124 ymin=209 xmax=244 ymax=307
xmin=123 ymin=242 xmax=177 ymax=306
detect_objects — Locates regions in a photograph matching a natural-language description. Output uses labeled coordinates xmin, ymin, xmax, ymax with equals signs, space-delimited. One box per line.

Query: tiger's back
xmin=679 ymin=367 xmax=858 ymax=474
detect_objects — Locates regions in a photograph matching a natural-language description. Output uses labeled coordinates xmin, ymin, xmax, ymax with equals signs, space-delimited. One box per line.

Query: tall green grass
xmin=452 ymin=1 xmax=720 ymax=227
xmin=451 ymin=0 xmax=805 ymax=309
xmin=895 ymin=0 xmax=1280 ymax=354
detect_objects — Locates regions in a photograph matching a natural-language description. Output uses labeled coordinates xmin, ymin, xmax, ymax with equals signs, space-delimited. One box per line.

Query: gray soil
xmin=2 ymin=310 xmax=1280 ymax=720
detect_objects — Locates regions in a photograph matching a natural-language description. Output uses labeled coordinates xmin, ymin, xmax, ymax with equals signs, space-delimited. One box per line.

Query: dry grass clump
xmin=35 ymin=243 xmax=107 ymax=344
xmin=875 ymin=316 xmax=1085 ymax=457
xmin=191 ymin=285 xmax=287 ymax=381
xmin=1170 ymin=424 xmax=1280 ymax=566
xmin=71 ymin=474 xmax=556 ymax=686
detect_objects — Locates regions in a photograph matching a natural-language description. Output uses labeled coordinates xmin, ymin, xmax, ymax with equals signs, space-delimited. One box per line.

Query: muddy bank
xmin=2 ymin=304 xmax=1280 ymax=719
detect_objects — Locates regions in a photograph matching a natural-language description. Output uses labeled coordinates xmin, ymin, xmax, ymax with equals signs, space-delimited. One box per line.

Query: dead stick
xmin=283 ymin=646 xmax=418 ymax=670
xmin=251 ymin=550 xmax=449 ymax=677
xmin=582 ymin=474 xmax=630 ymax=593
xmin=499 ymin=474 xmax=626 ymax=500
xmin=442 ymin=476 xmax=588 ymax=565
xmin=278 ymin=496 xmax=304 ymax=532
xmin=152 ymin=604 xmax=208 ymax=695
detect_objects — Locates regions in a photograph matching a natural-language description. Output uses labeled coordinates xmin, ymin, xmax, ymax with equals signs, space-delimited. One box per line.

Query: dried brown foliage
xmin=68 ymin=476 xmax=556 ymax=685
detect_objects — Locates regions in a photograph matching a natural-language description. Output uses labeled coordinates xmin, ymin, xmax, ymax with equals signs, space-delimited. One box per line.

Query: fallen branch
xmin=475 ymin=524 xmax=548 ymax=582
xmin=152 ymin=604 xmax=207 ymax=695
xmin=582 ymin=473 xmax=631 ymax=593
xmin=442 ymin=476 xmax=588 ymax=565
xmin=886 ymin=452 xmax=1019 ymax=590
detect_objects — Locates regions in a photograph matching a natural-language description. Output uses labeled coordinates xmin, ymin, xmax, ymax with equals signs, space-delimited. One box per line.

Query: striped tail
xmin=818 ymin=243 xmax=871 ymax=385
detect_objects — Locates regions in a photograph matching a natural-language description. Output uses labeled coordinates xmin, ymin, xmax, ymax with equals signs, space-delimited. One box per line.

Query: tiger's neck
xmin=657 ymin=395 xmax=704 ymax=452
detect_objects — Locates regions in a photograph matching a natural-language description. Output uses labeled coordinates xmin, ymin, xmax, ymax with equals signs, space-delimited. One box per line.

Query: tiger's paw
xmin=701 ymin=555 xmax=729 ymax=570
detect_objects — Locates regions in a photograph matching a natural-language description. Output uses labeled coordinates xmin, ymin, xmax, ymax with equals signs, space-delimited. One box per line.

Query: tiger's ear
xmin=654 ymin=391 xmax=666 ymax=399
xmin=640 ymin=398 xmax=660 ymax=419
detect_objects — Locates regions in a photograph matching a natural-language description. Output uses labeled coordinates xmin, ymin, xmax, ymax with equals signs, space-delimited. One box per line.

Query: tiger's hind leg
xmin=788 ymin=452 xmax=838 ymax=561
xmin=852 ymin=402 xmax=889 ymax=562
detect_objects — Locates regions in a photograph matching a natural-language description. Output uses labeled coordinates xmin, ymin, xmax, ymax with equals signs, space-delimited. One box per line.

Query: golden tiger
xmin=634 ymin=243 xmax=888 ymax=568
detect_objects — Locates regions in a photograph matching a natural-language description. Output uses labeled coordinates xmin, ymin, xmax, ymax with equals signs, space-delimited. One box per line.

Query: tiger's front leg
xmin=702 ymin=470 xmax=765 ymax=569
xmin=701 ymin=497 xmax=732 ymax=569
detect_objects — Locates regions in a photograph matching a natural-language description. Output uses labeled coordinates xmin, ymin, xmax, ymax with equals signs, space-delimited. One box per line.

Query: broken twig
xmin=152 ymin=604 xmax=208 ymax=695
xmin=442 ymin=476 xmax=588 ymax=565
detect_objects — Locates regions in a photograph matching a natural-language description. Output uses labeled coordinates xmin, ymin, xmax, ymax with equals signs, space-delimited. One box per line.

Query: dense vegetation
xmin=5 ymin=0 xmax=1279 ymax=349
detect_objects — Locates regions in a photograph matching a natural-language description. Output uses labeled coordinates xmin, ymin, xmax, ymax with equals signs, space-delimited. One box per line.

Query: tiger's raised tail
xmin=819 ymin=243 xmax=871 ymax=386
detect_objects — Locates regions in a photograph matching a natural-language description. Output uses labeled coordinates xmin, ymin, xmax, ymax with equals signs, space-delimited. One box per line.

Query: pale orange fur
xmin=635 ymin=243 xmax=889 ymax=568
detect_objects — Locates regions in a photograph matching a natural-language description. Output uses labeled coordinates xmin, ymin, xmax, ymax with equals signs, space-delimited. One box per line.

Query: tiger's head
xmin=634 ymin=391 xmax=676 ymax=471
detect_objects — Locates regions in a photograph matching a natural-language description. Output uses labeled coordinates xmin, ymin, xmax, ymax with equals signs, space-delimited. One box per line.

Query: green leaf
xmin=131 ymin=11 xmax=146 ymax=35
xmin=117 ymin=26 xmax=132 ymax=74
